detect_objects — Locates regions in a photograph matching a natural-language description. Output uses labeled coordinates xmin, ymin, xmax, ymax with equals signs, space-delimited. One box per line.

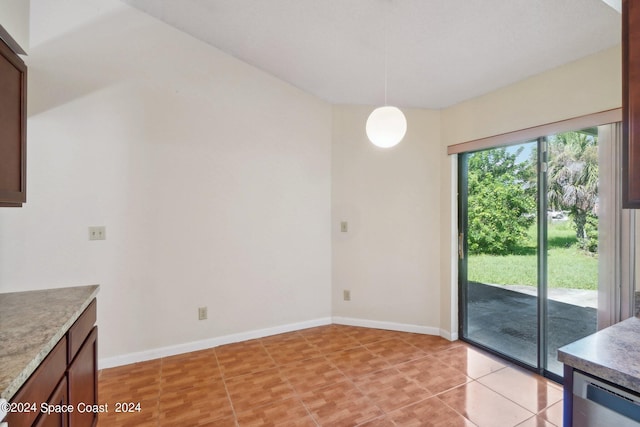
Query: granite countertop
xmin=558 ymin=316 xmax=640 ymax=394
xmin=0 ymin=285 xmax=99 ymax=400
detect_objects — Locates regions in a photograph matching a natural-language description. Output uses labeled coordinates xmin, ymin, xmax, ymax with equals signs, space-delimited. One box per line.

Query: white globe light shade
xmin=366 ymin=106 xmax=407 ymax=148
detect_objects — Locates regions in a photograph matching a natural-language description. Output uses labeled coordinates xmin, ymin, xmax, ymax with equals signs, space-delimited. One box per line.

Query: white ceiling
xmin=123 ymin=0 xmax=621 ymax=109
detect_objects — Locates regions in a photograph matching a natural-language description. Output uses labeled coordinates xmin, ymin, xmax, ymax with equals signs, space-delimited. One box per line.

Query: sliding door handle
xmin=458 ymin=232 xmax=464 ymax=260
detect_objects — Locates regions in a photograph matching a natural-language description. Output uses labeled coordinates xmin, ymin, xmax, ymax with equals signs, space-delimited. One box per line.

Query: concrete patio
xmin=465 ymin=281 xmax=597 ymax=376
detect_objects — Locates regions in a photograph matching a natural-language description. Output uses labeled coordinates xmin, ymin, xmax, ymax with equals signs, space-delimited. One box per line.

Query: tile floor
xmin=97 ymin=325 xmax=564 ymax=426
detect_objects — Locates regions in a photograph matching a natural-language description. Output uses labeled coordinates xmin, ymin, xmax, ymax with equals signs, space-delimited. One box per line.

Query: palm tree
xmin=546 ymin=131 xmax=598 ymax=241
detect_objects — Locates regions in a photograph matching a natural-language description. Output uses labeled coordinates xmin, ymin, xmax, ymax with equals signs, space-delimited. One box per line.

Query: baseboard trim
xmin=99 ymin=317 xmax=460 ymax=369
xmin=332 ymin=316 xmax=442 ymax=337
xmin=440 ymin=329 xmax=459 ymax=341
xmin=98 ymin=317 xmax=332 ymax=369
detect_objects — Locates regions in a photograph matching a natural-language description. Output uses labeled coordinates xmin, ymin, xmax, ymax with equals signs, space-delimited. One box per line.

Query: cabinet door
xmin=34 ymin=377 xmax=68 ymax=427
xmin=5 ymin=338 xmax=67 ymax=427
xmin=623 ymin=0 xmax=640 ymax=207
xmin=0 ymin=32 xmax=26 ymax=207
xmin=67 ymin=327 xmax=97 ymax=427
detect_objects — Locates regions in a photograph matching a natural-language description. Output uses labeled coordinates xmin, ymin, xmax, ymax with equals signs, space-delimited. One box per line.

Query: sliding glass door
xmin=544 ymin=130 xmax=599 ymax=376
xmin=459 ymin=131 xmax=600 ymax=380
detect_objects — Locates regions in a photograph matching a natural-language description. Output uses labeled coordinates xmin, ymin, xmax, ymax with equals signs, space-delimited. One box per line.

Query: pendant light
xmin=366 ymin=1 xmax=406 ymax=148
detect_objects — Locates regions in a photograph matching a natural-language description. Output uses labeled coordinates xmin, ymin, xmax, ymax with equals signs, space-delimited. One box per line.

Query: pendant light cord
xmin=384 ymin=0 xmax=389 ymax=106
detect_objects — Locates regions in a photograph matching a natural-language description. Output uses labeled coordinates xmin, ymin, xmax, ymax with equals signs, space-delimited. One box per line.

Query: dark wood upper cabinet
xmin=0 ymin=26 xmax=26 ymax=207
xmin=623 ymin=0 xmax=640 ymax=208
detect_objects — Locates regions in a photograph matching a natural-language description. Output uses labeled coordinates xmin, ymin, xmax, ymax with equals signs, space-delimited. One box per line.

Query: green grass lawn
xmin=467 ymin=221 xmax=598 ymax=290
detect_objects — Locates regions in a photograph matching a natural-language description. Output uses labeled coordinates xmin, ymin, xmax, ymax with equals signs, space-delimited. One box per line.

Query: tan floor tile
xmin=98 ymin=326 xmax=564 ymax=426
xmin=438 ymin=382 xmax=534 ymax=427
xmin=236 ymin=397 xmax=316 ymax=426
xmin=99 ymin=359 xmax=161 ymax=384
xmin=215 ymin=340 xmax=276 ymax=378
xmin=161 ymin=354 xmax=221 ymax=391
xmin=159 ymin=382 xmax=234 ymax=423
xmin=162 ymin=347 xmax=218 ymax=363
xmin=354 ymin=367 xmax=433 ymax=412
xmin=301 ymin=381 xmax=384 ymax=426
xmin=398 ymin=356 xmax=471 ymax=394
xmin=98 ymin=360 xmax=161 ymax=426
xmin=225 ymin=367 xmax=296 ymax=413
xmin=538 ymin=400 xmax=563 ymax=427
xmin=516 ymin=415 xmax=558 ymax=427
xmin=326 ymin=346 xmax=390 ymax=378
xmin=346 ymin=326 xmax=406 ymax=345
xmin=99 ymin=360 xmax=162 ymax=404
xmin=401 ymin=334 xmax=464 ymax=353
xmin=199 ymin=416 xmax=239 ymax=426
xmin=158 ymin=404 xmax=235 ymax=426
xmin=388 ymin=396 xmax=475 ymax=426
xmin=433 ymin=345 xmax=507 ymax=379
xmin=97 ymin=410 xmax=158 ymax=427
xmin=302 ymin=326 xmax=360 ymax=353
xmin=365 ymin=338 xmax=427 ymax=365
xmin=262 ymin=333 xmax=322 ymax=365
xmin=478 ymin=367 xmax=563 ymax=413
xmin=260 ymin=331 xmax=306 ymax=344
xmin=278 ymin=356 xmax=348 ymax=394
xmin=357 ymin=415 xmax=397 ymax=426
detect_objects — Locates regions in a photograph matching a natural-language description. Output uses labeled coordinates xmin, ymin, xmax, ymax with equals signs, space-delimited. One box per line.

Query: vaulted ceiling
xmin=124 ymin=0 xmax=621 ymax=109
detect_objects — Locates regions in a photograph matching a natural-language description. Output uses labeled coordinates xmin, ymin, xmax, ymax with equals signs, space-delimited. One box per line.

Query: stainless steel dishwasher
xmin=573 ymin=371 xmax=640 ymax=426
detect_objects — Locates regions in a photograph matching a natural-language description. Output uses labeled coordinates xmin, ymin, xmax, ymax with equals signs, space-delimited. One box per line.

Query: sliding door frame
xmin=537 ymin=136 xmax=550 ymax=379
xmin=458 ymin=137 xmax=559 ymax=379
xmin=458 ymin=156 xmax=469 ymax=341
xmin=455 ymin=111 xmax=623 ymax=383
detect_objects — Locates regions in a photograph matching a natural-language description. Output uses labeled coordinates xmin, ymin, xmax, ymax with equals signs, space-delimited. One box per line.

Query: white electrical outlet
xmin=343 ymin=290 xmax=351 ymax=301
xmin=340 ymin=221 xmax=348 ymax=232
xmin=88 ymin=226 xmax=106 ymax=241
xmin=198 ymin=306 xmax=208 ymax=320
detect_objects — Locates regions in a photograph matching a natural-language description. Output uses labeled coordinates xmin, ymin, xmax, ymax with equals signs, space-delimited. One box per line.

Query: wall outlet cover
xmin=88 ymin=226 xmax=106 ymax=241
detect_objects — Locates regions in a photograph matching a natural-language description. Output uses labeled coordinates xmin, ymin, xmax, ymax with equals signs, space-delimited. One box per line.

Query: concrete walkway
xmin=483 ymin=283 xmax=597 ymax=309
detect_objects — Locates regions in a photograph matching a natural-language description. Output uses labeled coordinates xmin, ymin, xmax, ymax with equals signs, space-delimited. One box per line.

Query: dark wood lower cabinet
xmin=5 ymin=339 xmax=67 ymax=427
xmin=68 ymin=327 xmax=98 ymax=427
xmin=5 ymin=300 xmax=97 ymax=427
xmin=34 ymin=377 xmax=68 ymax=427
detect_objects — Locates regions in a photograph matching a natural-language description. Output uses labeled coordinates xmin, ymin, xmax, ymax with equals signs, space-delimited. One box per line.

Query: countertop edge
xmin=557 ymin=316 xmax=640 ymax=394
xmin=558 ymin=350 xmax=640 ymax=393
xmin=0 ymin=285 xmax=100 ymax=401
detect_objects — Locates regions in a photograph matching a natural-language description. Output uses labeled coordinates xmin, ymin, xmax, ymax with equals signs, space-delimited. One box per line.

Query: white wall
xmin=0 ymin=0 xmax=29 ymax=51
xmin=0 ymin=0 xmax=332 ymax=362
xmin=331 ymin=106 xmax=442 ymax=333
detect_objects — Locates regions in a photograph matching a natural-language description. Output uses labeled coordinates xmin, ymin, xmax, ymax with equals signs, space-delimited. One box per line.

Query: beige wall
xmin=442 ymin=46 xmax=621 ymax=147
xmin=0 ymin=0 xmax=332 ymax=363
xmin=331 ymin=106 xmax=443 ymax=333
xmin=0 ymin=0 xmax=29 ymax=51
xmin=438 ymin=46 xmax=623 ymax=335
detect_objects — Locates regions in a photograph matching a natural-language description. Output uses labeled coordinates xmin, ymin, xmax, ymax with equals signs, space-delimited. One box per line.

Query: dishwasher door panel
xmin=574 ymin=395 xmax=640 ymax=427
xmin=573 ymin=371 xmax=640 ymax=427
